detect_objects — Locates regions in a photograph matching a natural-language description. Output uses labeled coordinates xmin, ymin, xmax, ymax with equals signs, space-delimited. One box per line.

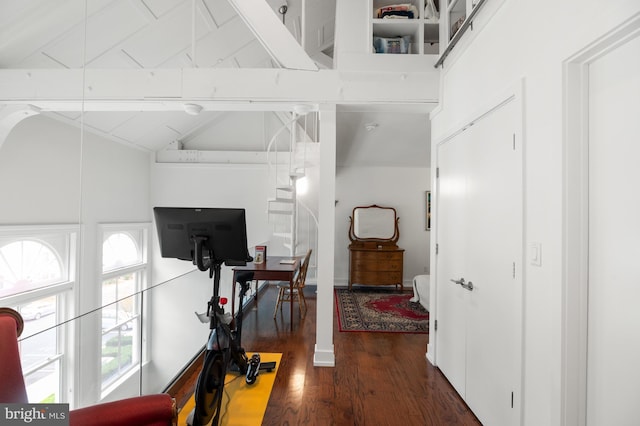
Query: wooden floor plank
xmin=175 ymin=284 xmax=481 ymax=425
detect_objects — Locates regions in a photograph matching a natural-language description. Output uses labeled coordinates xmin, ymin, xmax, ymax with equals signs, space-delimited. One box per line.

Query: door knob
xmin=450 ymin=278 xmax=474 ymax=291
xmin=461 ymin=281 xmax=474 ymax=291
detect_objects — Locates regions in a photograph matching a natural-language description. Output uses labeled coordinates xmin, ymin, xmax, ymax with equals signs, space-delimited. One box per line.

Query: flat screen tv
xmin=153 ymin=207 xmax=252 ymax=267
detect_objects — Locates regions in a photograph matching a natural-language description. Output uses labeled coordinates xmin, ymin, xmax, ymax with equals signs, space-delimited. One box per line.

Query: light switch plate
xmin=529 ymin=242 xmax=542 ymax=266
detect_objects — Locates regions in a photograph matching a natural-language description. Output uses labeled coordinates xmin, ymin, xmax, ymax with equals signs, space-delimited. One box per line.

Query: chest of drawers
xmin=348 ymin=244 xmax=404 ymax=291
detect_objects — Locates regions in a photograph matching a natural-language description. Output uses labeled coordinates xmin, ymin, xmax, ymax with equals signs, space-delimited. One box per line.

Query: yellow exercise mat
xmin=178 ymin=352 xmax=281 ymax=426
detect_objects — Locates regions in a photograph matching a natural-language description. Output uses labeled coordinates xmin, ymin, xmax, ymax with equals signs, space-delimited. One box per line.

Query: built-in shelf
xmin=371 ymin=0 xmax=440 ymax=55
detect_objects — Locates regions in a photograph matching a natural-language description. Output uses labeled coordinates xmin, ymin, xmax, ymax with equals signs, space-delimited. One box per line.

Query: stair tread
xmin=273 ymin=232 xmax=292 ymax=238
xmin=268 ymin=209 xmax=293 ymax=215
xmin=268 ymin=197 xmax=294 ymax=203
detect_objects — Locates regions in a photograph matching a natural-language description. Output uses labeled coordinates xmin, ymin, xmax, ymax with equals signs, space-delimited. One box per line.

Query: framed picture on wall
xmin=425 ymin=191 xmax=431 ymax=231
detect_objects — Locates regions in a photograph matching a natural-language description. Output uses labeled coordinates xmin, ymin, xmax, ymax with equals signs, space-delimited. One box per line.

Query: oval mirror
xmin=349 ymin=205 xmax=398 ymax=241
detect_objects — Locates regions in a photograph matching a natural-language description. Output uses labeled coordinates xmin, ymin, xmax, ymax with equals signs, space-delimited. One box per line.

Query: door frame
xmin=562 ymin=12 xmax=640 ymax=426
xmin=429 ymin=80 xmax=525 ymax=363
xmin=429 ymin=80 xmax=525 ymax=423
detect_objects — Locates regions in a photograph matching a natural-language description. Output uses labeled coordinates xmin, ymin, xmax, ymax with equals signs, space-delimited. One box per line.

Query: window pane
xmin=19 ymin=295 xmax=57 ymax=324
xmin=102 ymin=274 xmax=137 ymax=306
xmin=0 ymin=240 xmax=62 ymax=297
xmin=101 ymin=295 xmax=138 ymax=389
xmin=100 ymin=227 xmax=145 ymax=390
xmin=102 ymin=233 xmax=140 ymax=272
xmin=19 ymin=322 xmax=61 ymax=403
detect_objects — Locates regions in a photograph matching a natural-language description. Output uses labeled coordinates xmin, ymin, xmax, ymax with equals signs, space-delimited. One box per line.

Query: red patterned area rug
xmin=335 ymin=288 xmax=429 ymax=334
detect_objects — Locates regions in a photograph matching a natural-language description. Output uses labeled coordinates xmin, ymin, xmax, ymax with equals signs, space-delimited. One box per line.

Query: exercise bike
xmin=186 ymin=235 xmax=276 ymax=426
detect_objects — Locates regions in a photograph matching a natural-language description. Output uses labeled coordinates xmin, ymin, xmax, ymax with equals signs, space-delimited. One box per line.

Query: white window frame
xmin=97 ymin=223 xmax=150 ymax=395
xmin=0 ymin=224 xmax=78 ymax=404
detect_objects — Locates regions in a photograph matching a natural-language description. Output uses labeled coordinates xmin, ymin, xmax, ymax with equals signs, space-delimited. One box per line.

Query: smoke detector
xmin=183 ymin=103 xmax=203 ymax=116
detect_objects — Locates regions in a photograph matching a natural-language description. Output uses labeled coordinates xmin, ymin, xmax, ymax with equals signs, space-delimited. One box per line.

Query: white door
xmin=436 ymin=99 xmax=522 ymax=426
xmin=464 ymin=101 xmax=521 ymax=426
xmin=436 ymin=128 xmax=471 ymax=397
xmin=587 ymin=34 xmax=640 ymax=426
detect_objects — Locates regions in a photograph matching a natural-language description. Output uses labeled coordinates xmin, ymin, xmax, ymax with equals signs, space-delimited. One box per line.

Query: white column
xmin=314 ymin=103 xmax=336 ymax=367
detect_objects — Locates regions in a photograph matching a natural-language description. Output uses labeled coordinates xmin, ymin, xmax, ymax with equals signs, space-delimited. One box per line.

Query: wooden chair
xmin=0 ymin=307 xmax=178 ymax=426
xmin=273 ymin=249 xmax=312 ymax=319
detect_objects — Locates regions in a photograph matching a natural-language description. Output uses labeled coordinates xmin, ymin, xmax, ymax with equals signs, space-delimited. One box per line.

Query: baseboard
xmin=313 ymin=344 xmax=335 ymax=367
xmin=426 ymin=343 xmax=435 ymax=366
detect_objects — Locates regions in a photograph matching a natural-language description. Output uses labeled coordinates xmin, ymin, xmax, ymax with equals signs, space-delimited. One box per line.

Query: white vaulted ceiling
xmin=0 ymin=0 xmax=303 ymax=69
xmin=0 ymin=0 xmax=431 ymax=167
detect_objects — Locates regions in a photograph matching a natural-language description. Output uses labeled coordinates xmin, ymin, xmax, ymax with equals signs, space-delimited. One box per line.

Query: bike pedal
xmin=259 ymin=361 xmax=277 ymax=372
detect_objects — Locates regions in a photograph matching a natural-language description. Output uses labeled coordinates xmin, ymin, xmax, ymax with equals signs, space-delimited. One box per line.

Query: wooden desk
xmin=232 ymin=256 xmax=301 ymax=330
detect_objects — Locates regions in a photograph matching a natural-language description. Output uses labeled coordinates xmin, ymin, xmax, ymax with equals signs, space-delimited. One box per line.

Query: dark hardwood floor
xmin=174 ymin=284 xmax=481 ymax=425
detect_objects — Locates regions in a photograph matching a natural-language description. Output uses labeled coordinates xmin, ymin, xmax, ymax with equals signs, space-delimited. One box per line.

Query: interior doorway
xmin=435 ymin=93 xmax=523 ymax=426
xmin=563 ymin=14 xmax=640 ymax=426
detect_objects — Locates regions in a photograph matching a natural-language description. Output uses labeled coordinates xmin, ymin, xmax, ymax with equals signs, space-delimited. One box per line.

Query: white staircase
xmin=267 ymin=112 xmax=318 ymax=259
xmin=268 ymin=175 xmax=299 ymax=255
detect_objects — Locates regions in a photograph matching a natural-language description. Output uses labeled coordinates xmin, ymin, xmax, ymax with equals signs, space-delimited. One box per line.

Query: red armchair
xmin=0 ymin=308 xmax=177 ymax=426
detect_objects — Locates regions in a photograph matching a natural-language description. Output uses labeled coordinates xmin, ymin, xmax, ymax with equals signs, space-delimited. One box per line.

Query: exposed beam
xmin=0 ymin=68 xmax=438 ymax=112
xmin=227 ymin=0 xmax=318 ymax=71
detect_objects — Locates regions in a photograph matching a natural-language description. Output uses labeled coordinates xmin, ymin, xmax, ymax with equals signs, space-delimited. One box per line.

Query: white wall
xmin=150 ymin=163 xmax=272 ymax=293
xmin=0 ymin=114 xmax=153 ymax=405
xmin=0 ymin=116 xmax=82 ymax=224
xmin=184 ymin=111 xmax=287 ymax=152
xmin=430 ymin=1 xmax=640 ymax=425
xmin=335 ymin=166 xmax=431 ymax=285
xmin=0 ymin=114 xmax=151 ymax=316
xmin=147 ymin=162 xmax=273 ymax=387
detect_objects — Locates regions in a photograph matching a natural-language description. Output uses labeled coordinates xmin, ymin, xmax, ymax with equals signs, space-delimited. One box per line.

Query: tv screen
xmin=153 ymin=207 xmax=251 ymax=266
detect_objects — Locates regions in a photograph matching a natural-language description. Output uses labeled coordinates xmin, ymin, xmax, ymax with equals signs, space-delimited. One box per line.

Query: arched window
xmin=0 ymin=225 xmax=77 ymax=404
xmin=100 ymin=225 xmax=148 ymax=391
xmin=102 ymin=233 xmax=140 ymax=273
xmin=0 ymin=240 xmax=63 ymax=297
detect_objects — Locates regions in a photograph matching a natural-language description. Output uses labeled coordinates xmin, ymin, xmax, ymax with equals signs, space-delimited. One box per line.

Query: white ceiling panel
xmin=202 ymin=0 xmax=237 ymax=28
xmin=110 ymin=112 xmax=175 ymax=142
xmin=0 ymin=0 xmax=111 ymax=67
xmin=42 ymin=2 xmax=148 ymax=68
xmin=0 ymin=0 xmax=48 ymax=28
xmin=156 ymin=52 xmax=195 ymax=69
xmin=188 ymin=17 xmax=256 ymax=67
xmin=303 ymin=0 xmax=336 ymax=54
xmin=121 ymin=3 xmax=211 ymax=67
xmin=87 ymin=49 xmax=144 ymax=68
xmin=134 ymin=125 xmax=186 ymax=151
xmin=233 ymin=40 xmax=272 ymax=68
xmin=79 ymin=111 xmax=140 ymax=133
xmin=17 ymin=52 xmax=70 ymax=69
xmin=184 ymin=111 xmax=269 ymax=151
xmin=139 ymin=0 xmax=184 ymax=19
xmin=51 ymin=111 xmax=82 ymax=121
xmin=158 ymin=112 xmax=216 ymax=136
